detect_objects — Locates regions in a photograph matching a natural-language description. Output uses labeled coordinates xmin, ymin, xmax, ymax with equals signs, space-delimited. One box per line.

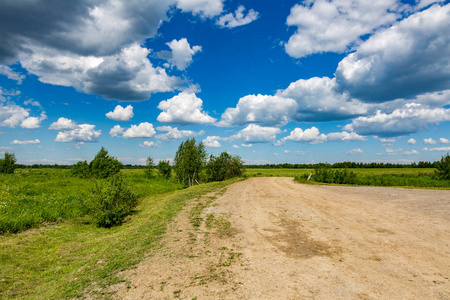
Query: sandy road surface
xmin=114 ymin=177 xmax=450 ymax=299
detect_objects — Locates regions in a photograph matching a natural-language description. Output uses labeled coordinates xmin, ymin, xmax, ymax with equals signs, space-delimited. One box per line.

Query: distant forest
xmin=16 ymin=161 xmax=437 ymax=169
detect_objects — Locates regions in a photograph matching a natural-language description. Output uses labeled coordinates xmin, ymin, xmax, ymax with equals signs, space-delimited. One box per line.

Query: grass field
xmin=0 ymin=168 xmax=240 ymax=299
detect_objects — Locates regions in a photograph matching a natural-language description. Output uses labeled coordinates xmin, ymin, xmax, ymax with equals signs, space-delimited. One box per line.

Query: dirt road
xmin=114 ymin=177 xmax=450 ymax=299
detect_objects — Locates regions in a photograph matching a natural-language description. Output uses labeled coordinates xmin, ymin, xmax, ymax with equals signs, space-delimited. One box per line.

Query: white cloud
xmin=335 ymin=4 xmax=450 ymax=102
xmin=229 ymin=124 xmax=281 ymax=143
xmin=241 ymin=143 xmax=253 ymax=148
xmin=283 ymin=127 xmax=327 ymax=144
xmin=139 ymin=141 xmax=160 ymax=148
xmin=284 ymin=150 xmax=291 ymax=154
xmin=19 ymin=112 xmax=46 ymax=129
xmin=0 ymin=103 xmax=29 ymax=127
xmin=106 ymin=105 xmax=134 ymax=121
xmin=157 ymin=92 xmax=216 ymax=125
xmin=285 ymin=0 xmax=402 ymax=58
xmin=346 ymin=148 xmax=365 ymax=154
xmin=407 ymin=138 xmax=417 ymax=145
xmin=0 ymin=65 xmax=25 ymax=84
xmin=277 ymin=77 xmax=370 ymax=122
xmin=344 ymin=105 xmax=450 ymax=137
xmin=326 ymin=131 xmax=367 ymax=142
xmin=176 ymin=0 xmax=224 ymax=18
xmin=10 ymin=139 xmax=40 ymax=145
xmin=109 ymin=125 xmax=125 ymax=137
xmin=439 ymin=138 xmax=450 ymax=144
xmin=155 ymin=126 xmax=204 ymax=141
xmin=122 ymin=122 xmax=156 ymax=139
xmin=49 ymin=117 xmax=79 ymax=130
xmin=202 ymin=136 xmax=221 ymax=148
xmin=422 ymin=146 xmax=450 ymax=152
xmin=22 ymin=44 xmax=181 ymax=101
xmin=232 ymin=145 xmax=239 ymax=149
xmin=166 ymin=38 xmax=202 ymax=71
xmin=216 ymin=5 xmax=259 ymax=28
xmin=377 ymin=148 xmax=419 ymax=156
xmin=55 ymin=124 xmax=101 ymax=142
xmin=219 ymin=94 xmax=297 ymax=127
xmin=423 ymin=138 xmax=437 ymax=145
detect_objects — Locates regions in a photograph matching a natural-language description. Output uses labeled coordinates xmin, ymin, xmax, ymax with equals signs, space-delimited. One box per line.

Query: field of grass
xmin=0 ymin=168 xmax=240 ymax=299
xmin=0 ymin=169 xmax=184 ymax=234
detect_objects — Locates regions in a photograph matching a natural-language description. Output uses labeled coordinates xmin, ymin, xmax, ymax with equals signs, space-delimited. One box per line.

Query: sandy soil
xmin=113 ymin=177 xmax=450 ymax=299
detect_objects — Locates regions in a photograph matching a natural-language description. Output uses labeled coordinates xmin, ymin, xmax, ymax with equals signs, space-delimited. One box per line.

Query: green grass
xmin=0 ymin=176 xmax=237 ymax=299
xmin=0 ymin=169 xmax=183 ymax=234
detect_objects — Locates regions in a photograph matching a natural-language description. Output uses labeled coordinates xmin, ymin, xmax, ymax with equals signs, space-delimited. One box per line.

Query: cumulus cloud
xmin=216 ymin=5 xmax=259 ymax=28
xmin=155 ymin=125 xmax=204 ymax=141
xmin=407 ymin=138 xmax=417 ymax=145
xmin=346 ymin=148 xmax=365 ymax=154
xmin=232 ymin=145 xmax=239 ymax=149
xmin=229 ymin=124 xmax=281 ymax=143
xmin=49 ymin=117 xmax=79 ymax=130
xmin=241 ymin=143 xmax=253 ymax=148
xmin=157 ymin=92 xmax=216 ymax=125
xmin=344 ymin=104 xmax=450 ymax=137
xmin=282 ymin=127 xmax=327 ymax=144
xmin=219 ymin=94 xmax=297 ymax=127
xmin=0 ymin=0 xmax=174 ymax=63
xmin=0 ymin=65 xmax=25 ymax=84
xmin=335 ymin=4 xmax=450 ymax=102
xmin=22 ymin=44 xmax=181 ymax=101
xmin=282 ymin=127 xmax=366 ymax=144
xmin=176 ymin=0 xmax=224 ymax=18
xmin=0 ymin=102 xmax=35 ymax=127
xmin=166 ymin=38 xmax=202 ymax=71
xmin=106 ymin=105 xmax=134 ymax=121
xmin=55 ymin=124 xmax=101 ymax=142
xmin=377 ymin=148 xmax=420 ymax=156
xmin=277 ymin=77 xmax=370 ymax=122
xmin=202 ymin=136 xmax=221 ymax=148
xmin=423 ymin=146 xmax=450 ymax=152
xmin=423 ymin=138 xmax=437 ymax=145
xmin=10 ymin=139 xmax=40 ymax=145
xmin=139 ymin=141 xmax=160 ymax=148
xmin=439 ymin=138 xmax=450 ymax=144
xmin=117 ymin=122 xmax=157 ymax=139
xmin=285 ymin=0 xmax=402 ymax=58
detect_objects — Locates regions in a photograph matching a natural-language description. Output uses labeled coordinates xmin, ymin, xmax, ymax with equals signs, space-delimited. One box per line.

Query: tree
xmin=435 ymin=153 xmax=450 ymax=180
xmin=88 ymin=147 xmax=123 ymax=178
xmin=0 ymin=152 xmax=17 ymax=174
xmin=206 ymin=152 xmax=244 ymax=182
xmin=144 ymin=156 xmax=155 ymax=178
xmin=157 ymin=160 xmax=172 ymax=179
xmin=174 ymin=138 xmax=207 ymax=186
xmin=70 ymin=160 xmax=90 ymax=178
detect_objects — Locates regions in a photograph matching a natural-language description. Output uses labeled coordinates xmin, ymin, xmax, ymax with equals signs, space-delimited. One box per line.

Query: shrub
xmin=435 ymin=153 xmax=450 ymax=180
xmin=70 ymin=160 xmax=90 ymax=178
xmin=0 ymin=152 xmax=17 ymax=174
xmin=206 ymin=152 xmax=244 ymax=182
xmin=88 ymin=174 xmax=138 ymax=228
xmin=157 ymin=160 xmax=172 ymax=179
xmin=89 ymin=147 xmax=123 ymax=179
xmin=144 ymin=156 xmax=155 ymax=178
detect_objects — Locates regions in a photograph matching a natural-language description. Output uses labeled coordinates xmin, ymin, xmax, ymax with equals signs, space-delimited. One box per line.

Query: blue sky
xmin=1 ymin=0 xmax=449 ymax=165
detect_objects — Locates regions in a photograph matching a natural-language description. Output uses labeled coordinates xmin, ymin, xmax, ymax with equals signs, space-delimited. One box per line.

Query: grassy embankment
xmin=0 ymin=168 xmax=239 ymax=299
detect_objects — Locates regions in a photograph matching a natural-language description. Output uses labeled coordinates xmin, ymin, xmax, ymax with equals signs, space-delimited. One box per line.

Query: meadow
xmin=0 ymin=167 xmax=239 ymax=299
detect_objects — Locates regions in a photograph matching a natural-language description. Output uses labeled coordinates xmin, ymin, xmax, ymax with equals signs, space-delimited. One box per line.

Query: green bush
xmin=144 ymin=156 xmax=155 ymax=178
xmin=206 ymin=152 xmax=244 ymax=182
xmin=157 ymin=160 xmax=172 ymax=179
xmin=89 ymin=147 xmax=123 ymax=179
xmin=0 ymin=152 xmax=17 ymax=174
xmin=88 ymin=174 xmax=138 ymax=228
xmin=70 ymin=160 xmax=90 ymax=178
xmin=435 ymin=153 xmax=450 ymax=180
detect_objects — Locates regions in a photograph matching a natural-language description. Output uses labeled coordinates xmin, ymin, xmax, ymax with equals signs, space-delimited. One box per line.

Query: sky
xmin=1 ymin=0 xmax=450 ymax=166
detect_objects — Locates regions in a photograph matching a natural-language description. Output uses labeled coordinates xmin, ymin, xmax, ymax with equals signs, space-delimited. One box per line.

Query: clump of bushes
xmin=0 ymin=152 xmax=17 ymax=174
xmin=435 ymin=153 xmax=450 ymax=180
xmin=205 ymin=152 xmax=244 ymax=182
xmin=86 ymin=174 xmax=138 ymax=228
xmin=71 ymin=147 xmax=122 ymax=179
xmin=310 ymin=168 xmax=357 ymax=184
xmin=157 ymin=160 xmax=172 ymax=179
